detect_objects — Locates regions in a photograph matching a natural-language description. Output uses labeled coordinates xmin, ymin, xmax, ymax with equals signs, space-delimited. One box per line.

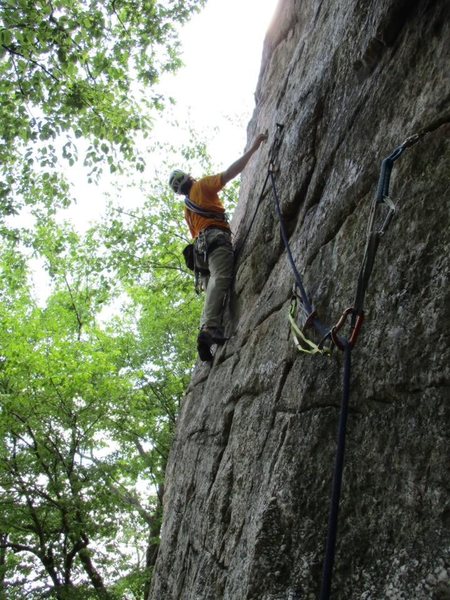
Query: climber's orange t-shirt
xmin=184 ymin=173 xmax=231 ymax=239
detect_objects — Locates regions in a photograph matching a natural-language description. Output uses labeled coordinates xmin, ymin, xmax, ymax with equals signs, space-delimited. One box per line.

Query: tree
xmin=0 ymin=0 xmax=206 ymax=219
xmin=0 ymin=124 xmax=239 ymax=596
xmin=0 ymin=175 xmax=203 ymax=597
xmin=0 ymin=0 xmax=244 ymax=594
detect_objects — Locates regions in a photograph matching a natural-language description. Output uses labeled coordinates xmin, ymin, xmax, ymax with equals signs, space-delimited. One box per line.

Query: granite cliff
xmin=150 ymin=0 xmax=449 ymax=598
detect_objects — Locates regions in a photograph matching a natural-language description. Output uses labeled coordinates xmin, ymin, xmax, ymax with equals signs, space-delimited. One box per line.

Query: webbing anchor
xmin=331 ymin=307 xmax=364 ymax=351
xmin=289 ymin=290 xmax=331 ymax=355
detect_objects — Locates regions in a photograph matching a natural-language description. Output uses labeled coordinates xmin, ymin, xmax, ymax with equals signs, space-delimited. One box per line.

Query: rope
xmin=319 ymin=133 xmax=425 ymax=599
xmin=234 ymin=123 xmax=285 ymax=259
xmin=319 ymin=341 xmax=352 ymax=600
xmin=270 ymin=170 xmax=313 ymax=314
xmin=258 ymin=125 xmax=426 ymax=599
xmin=269 ymin=168 xmax=332 ymax=342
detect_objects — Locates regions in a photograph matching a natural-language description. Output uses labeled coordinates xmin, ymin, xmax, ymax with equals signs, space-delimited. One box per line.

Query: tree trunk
xmin=0 ymin=534 xmax=6 ymax=600
xmin=143 ymin=485 xmax=164 ymax=600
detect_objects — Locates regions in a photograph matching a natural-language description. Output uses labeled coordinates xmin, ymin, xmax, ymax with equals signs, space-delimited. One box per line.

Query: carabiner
xmin=331 ymin=307 xmax=365 ymax=351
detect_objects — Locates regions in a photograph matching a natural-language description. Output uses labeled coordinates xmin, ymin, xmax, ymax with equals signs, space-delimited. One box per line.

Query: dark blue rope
xmin=269 ymin=171 xmax=313 ymax=315
xmin=319 ymin=341 xmax=352 ymax=600
xmin=319 ymin=140 xmax=415 ymax=597
xmin=269 ymin=171 xmax=331 ymax=340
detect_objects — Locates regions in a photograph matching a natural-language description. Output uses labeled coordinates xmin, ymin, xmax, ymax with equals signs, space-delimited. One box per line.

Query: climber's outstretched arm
xmin=221 ymin=132 xmax=268 ymax=186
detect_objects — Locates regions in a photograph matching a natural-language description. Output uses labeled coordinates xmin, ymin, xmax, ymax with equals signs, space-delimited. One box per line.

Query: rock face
xmin=150 ymin=1 xmax=450 ymax=598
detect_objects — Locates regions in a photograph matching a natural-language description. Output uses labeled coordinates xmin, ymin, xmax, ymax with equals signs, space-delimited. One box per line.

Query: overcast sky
xmin=157 ymin=0 xmax=279 ymax=162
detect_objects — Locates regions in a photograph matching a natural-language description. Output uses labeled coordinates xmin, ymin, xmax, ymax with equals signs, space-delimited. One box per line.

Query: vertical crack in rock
xmin=207 ymin=403 xmax=236 ymax=499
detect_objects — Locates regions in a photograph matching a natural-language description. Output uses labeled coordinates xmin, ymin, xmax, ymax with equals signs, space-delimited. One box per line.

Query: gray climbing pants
xmin=196 ymin=228 xmax=233 ymax=330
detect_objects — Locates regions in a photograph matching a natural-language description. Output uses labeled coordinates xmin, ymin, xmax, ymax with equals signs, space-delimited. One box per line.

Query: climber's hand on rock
xmin=252 ymin=132 xmax=268 ymax=150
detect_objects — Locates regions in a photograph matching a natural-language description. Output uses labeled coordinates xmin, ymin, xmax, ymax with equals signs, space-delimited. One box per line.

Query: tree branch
xmin=63 ymin=274 xmax=83 ymax=339
xmin=1 ymin=44 xmax=60 ymax=82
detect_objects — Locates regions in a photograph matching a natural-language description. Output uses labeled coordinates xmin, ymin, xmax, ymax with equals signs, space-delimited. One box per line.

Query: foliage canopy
xmin=0 ymin=190 xmax=196 ymax=597
xmin=0 ymin=127 xmax=239 ymax=596
xmin=0 ymin=1 xmax=245 ymax=593
xmin=0 ymin=0 xmax=205 ymax=215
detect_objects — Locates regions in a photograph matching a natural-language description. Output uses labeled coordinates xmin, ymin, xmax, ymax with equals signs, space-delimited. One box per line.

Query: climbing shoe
xmin=197 ymin=327 xmax=228 ymax=362
xmin=197 ymin=330 xmax=214 ymax=361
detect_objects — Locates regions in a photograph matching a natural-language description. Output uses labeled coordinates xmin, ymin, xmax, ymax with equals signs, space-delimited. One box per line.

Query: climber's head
xmin=168 ymin=169 xmax=193 ymax=195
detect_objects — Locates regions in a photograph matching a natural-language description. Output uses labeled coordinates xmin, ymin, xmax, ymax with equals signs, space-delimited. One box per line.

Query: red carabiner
xmin=331 ymin=308 xmax=365 ymax=351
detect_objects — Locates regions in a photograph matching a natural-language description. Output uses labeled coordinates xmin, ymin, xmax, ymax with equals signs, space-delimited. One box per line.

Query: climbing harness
xmin=251 ymin=124 xmax=426 ymax=599
xmin=183 ymin=197 xmax=230 ymax=293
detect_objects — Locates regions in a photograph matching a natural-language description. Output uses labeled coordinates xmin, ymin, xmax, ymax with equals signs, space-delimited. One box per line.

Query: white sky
xmin=64 ymin=0 xmax=280 ymax=228
xmin=155 ymin=0 xmax=279 ymax=161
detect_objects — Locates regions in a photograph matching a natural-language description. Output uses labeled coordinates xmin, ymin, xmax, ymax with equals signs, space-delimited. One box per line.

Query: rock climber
xmin=169 ymin=132 xmax=267 ymax=362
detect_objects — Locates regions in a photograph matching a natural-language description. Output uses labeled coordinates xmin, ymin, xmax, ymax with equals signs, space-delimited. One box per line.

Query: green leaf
xmin=0 ymin=29 xmax=13 ymax=46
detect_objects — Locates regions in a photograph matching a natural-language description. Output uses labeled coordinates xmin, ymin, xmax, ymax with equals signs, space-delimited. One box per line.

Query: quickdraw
xmin=260 ymin=124 xmax=427 ymax=600
xmin=320 ymin=132 xmax=426 ymax=600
